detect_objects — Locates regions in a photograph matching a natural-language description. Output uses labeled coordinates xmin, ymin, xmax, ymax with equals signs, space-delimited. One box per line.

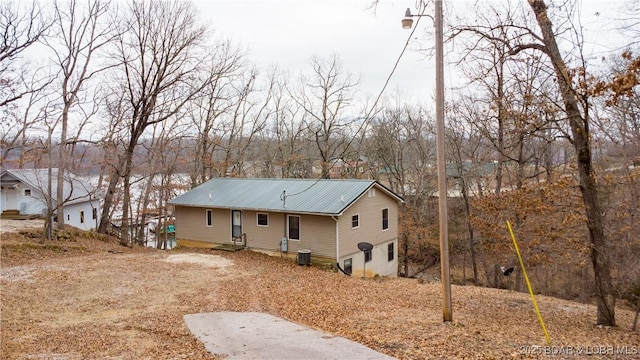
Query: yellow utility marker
xmin=507 ymin=220 xmax=551 ymax=345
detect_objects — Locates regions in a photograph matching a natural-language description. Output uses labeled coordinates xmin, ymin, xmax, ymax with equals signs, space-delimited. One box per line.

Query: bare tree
xmin=0 ymin=1 xmax=53 ymax=166
xmin=447 ymin=101 xmax=493 ymax=286
xmin=185 ymin=40 xmax=245 ymax=185
xmin=44 ymin=0 xmax=117 ymax=229
xmin=0 ymin=0 xmax=52 ymax=108
xmin=453 ymin=0 xmax=617 ymax=325
xmin=0 ymin=79 xmax=52 ymax=167
xmin=291 ymin=54 xmax=359 ymax=178
xmin=364 ymin=100 xmax=437 ymax=277
xmin=254 ymin=68 xmax=309 ymax=178
xmin=98 ymin=0 xmax=211 ymax=245
xmin=525 ymin=0 xmax=616 ymax=327
xmin=219 ymin=68 xmax=273 ymax=178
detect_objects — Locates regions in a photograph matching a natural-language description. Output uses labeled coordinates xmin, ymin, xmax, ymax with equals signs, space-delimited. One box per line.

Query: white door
xmin=5 ymin=188 xmax=18 ymax=210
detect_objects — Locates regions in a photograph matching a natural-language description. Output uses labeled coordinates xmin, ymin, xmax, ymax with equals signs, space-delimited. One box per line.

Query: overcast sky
xmin=195 ymin=0 xmax=437 ymax=107
xmin=192 ymin=0 xmax=631 ymax=111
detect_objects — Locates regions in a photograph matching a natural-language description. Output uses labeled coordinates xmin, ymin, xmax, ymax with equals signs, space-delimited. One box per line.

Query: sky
xmin=192 ymin=0 xmax=632 ymax=111
xmin=194 ymin=0 xmax=438 ymax=108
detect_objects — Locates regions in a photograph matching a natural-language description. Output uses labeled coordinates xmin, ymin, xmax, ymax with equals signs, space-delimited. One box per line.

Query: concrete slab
xmin=184 ymin=311 xmax=395 ymax=360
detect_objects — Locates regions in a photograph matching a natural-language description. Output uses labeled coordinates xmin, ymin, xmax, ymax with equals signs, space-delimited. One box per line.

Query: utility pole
xmin=402 ymin=0 xmax=452 ymax=322
xmin=435 ymin=0 xmax=452 ymax=322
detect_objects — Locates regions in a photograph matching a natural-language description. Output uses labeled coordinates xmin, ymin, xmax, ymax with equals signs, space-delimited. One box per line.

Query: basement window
xmin=80 ymin=211 xmax=85 ymax=224
xmin=388 ymin=243 xmax=394 ymax=262
xmin=206 ymin=209 xmax=213 ymax=227
xmin=344 ymin=258 xmax=352 ymax=275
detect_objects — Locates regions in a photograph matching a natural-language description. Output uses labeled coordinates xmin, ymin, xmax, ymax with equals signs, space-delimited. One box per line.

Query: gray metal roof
xmin=169 ymin=178 xmax=403 ymax=215
xmin=0 ymin=168 xmax=97 ymax=205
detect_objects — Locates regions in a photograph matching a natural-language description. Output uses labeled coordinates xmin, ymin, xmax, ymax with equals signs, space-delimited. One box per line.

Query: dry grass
xmin=1 ymin=229 xmax=638 ymax=359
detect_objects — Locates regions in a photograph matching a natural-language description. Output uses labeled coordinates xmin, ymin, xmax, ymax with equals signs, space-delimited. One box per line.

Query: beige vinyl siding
xmin=242 ymin=210 xmax=286 ymax=250
xmin=338 ymin=191 xmax=398 ymax=258
xmin=292 ymin=214 xmax=336 ymax=258
xmin=174 ymin=206 xmax=232 ymax=244
xmin=175 ymin=206 xmax=337 ymax=256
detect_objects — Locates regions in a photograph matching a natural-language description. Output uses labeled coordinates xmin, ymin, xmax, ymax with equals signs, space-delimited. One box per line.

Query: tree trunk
xmin=495 ymin=54 xmax=506 ymax=194
xmin=98 ymin=155 xmax=126 ymax=234
xmin=461 ymin=177 xmax=478 ymax=285
xmin=56 ymin=107 xmax=69 ymax=230
xmin=120 ymin=148 xmax=135 ymax=246
xmin=528 ymin=0 xmax=615 ymax=326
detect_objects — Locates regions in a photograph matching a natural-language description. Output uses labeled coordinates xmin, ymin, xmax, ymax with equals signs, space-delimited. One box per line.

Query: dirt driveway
xmin=1 ymin=232 xmax=639 ymax=359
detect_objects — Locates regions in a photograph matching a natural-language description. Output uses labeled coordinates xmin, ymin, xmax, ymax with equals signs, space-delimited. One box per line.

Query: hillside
xmin=1 ymin=227 xmax=638 ymax=359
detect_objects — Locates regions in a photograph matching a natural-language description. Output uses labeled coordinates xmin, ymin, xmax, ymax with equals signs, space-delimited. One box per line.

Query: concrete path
xmin=184 ymin=311 xmax=395 ymax=360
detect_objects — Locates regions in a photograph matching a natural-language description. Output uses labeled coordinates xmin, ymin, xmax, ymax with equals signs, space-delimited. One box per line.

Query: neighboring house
xmin=169 ymin=178 xmax=404 ymax=277
xmin=328 ymin=158 xmax=371 ymax=179
xmin=0 ymin=168 xmax=101 ymax=230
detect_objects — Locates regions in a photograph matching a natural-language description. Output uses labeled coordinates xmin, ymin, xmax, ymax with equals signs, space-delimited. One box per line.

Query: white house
xmin=0 ymin=168 xmax=101 ymax=230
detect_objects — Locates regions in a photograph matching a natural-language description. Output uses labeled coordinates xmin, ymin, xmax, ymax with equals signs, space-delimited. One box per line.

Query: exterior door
xmin=4 ymin=188 xmax=18 ymax=210
xmin=231 ymin=210 xmax=243 ymax=243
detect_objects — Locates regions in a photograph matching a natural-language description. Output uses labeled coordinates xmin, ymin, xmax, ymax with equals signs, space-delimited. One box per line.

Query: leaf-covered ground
xmin=1 ymin=230 xmax=638 ymax=359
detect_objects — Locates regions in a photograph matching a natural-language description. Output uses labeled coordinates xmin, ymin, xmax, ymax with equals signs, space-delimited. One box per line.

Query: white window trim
xmin=257 ymin=212 xmax=269 ymax=227
xmin=351 ymin=213 xmax=360 ymax=229
xmin=288 ymin=215 xmax=301 ymax=241
xmin=24 ymin=189 xmax=31 ymax=197
xmin=206 ymin=209 xmax=213 ymax=227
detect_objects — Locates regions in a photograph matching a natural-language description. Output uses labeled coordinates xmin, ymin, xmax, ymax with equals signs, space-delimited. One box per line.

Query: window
xmin=67 ymin=214 xmax=70 ymax=221
xmin=364 ymin=249 xmax=372 ymax=263
xmin=359 ymin=166 xmax=364 ymax=173
xmin=368 ymin=188 xmax=376 ymax=198
xmin=388 ymin=243 xmax=394 ymax=262
xmin=206 ymin=209 xmax=213 ymax=227
xmin=351 ymin=214 xmax=359 ymax=228
xmin=92 ymin=208 xmax=97 ymax=220
xmin=288 ymin=215 xmax=300 ymax=240
xmin=382 ymin=208 xmax=389 ymax=230
xmin=344 ymin=258 xmax=352 ymax=275
xmin=257 ymin=213 xmax=268 ymax=226
xmin=80 ymin=211 xmax=85 ymax=224
xmin=24 ymin=189 xmax=31 ymax=196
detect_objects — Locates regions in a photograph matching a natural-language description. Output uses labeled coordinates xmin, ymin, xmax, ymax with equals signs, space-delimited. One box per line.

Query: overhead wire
xmin=281 ymin=5 xmax=428 ymax=202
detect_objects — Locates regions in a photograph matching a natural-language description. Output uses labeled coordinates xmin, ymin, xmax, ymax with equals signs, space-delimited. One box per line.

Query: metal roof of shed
xmin=169 ymin=178 xmax=403 ymax=216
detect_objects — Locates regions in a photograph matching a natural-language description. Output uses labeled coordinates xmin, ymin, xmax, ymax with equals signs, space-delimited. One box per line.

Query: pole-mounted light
xmin=402 ymin=0 xmax=452 ymax=323
xmin=401 ymin=8 xmax=434 ymax=29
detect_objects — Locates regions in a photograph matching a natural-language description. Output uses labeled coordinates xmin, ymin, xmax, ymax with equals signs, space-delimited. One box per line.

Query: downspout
xmin=332 ymin=216 xmax=339 ymax=266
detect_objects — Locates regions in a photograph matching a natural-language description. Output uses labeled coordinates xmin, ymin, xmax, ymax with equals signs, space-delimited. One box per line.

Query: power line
xmin=281 ymin=10 xmax=425 ymax=204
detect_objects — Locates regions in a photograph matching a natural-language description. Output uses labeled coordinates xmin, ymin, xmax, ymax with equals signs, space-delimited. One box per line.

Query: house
xmin=328 ymin=158 xmax=372 ymax=179
xmin=0 ymin=168 xmax=101 ymax=230
xmin=168 ymin=178 xmax=404 ymax=277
